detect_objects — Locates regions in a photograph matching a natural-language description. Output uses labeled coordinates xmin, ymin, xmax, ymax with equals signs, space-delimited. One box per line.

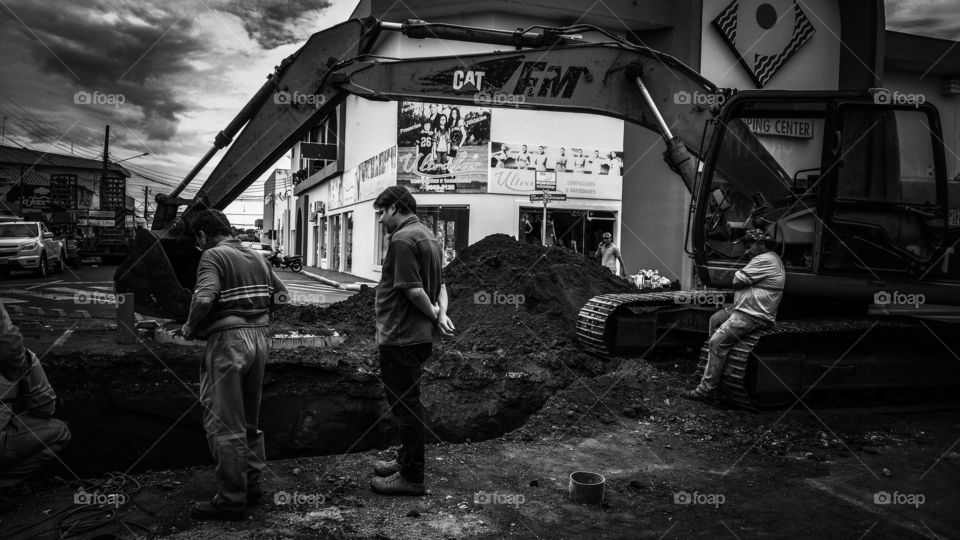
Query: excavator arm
xmin=115 ymin=18 xmax=753 ymax=320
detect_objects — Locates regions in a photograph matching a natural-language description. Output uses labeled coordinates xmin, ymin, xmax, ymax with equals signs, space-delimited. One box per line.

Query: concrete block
xmin=50 ymin=309 xmax=68 ymax=318
xmin=24 ymin=307 xmax=44 ymax=316
xmin=69 ymin=310 xmax=91 ymax=319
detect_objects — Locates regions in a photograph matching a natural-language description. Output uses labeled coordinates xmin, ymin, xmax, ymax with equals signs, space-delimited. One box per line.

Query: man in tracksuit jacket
xmin=183 ymin=209 xmax=287 ymax=520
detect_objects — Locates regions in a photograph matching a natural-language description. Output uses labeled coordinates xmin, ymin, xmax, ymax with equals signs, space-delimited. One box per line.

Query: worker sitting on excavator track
xmin=683 ymin=229 xmax=784 ymax=402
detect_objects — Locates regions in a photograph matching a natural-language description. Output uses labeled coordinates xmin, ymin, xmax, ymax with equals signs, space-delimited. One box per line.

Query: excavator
xmin=115 ymin=17 xmax=960 ymax=408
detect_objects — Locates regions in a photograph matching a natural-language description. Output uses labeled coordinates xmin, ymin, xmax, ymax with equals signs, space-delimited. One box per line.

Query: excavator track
xmin=701 ymin=317 xmax=949 ymax=409
xmin=576 ymin=291 xmax=701 ymax=356
xmin=579 ymin=293 xmax=960 ymax=409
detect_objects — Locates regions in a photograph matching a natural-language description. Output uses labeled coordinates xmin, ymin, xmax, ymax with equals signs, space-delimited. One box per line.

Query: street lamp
xmin=112 ymin=152 xmax=149 ymax=164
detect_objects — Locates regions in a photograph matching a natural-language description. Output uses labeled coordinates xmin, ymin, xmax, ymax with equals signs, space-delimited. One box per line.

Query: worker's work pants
xmin=697 ymin=308 xmax=769 ymax=393
xmin=199 ymin=327 xmax=268 ymax=511
xmin=379 ymin=343 xmax=432 ymax=484
xmin=0 ymin=415 xmax=71 ymax=488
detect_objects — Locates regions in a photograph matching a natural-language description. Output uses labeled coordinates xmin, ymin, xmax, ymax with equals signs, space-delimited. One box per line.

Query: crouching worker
xmin=683 ymin=229 xmax=784 ymax=402
xmin=0 ymin=301 xmax=71 ymax=503
xmin=182 ymin=209 xmax=287 ymax=521
xmin=370 ymin=186 xmax=454 ymax=496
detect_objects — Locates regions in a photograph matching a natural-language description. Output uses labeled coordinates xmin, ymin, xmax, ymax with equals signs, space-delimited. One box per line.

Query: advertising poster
xmin=397 ymin=100 xmax=491 ymax=193
xmin=488 ymin=142 xmax=623 ymax=200
xmin=356 ymin=146 xmax=398 ymax=203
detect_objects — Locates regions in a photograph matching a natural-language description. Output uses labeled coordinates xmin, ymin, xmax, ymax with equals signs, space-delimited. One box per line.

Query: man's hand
xmin=437 ymin=312 xmax=455 ymax=336
xmin=181 ymin=323 xmax=195 ymax=340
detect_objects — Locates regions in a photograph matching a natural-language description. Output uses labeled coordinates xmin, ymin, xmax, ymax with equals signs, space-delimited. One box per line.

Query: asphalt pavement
xmin=0 ymin=263 xmax=355 ymax=320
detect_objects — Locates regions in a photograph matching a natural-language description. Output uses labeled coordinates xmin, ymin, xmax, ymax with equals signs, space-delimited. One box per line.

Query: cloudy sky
xmin=0 ymin=0 xmax=957 ymax=204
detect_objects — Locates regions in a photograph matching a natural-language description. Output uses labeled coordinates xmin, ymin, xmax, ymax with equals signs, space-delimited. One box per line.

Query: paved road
xmin=0 ymin=264 xmax=355 ymax=319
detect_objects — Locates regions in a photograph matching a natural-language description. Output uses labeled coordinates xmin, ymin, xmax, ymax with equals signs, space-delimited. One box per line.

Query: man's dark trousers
xmin=379 ymin=343 xmax=432 ymax=483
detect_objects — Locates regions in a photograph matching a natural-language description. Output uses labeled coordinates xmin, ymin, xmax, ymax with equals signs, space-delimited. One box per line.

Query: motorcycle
xmin=265 ymin=248 xmax=303 ymax=272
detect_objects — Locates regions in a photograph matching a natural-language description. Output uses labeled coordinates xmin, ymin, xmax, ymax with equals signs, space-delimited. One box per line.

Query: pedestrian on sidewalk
xmin=370 ymin=186 xmax=454 ymax=496
xmin=181 ymin=209 xmax=287 ymax=521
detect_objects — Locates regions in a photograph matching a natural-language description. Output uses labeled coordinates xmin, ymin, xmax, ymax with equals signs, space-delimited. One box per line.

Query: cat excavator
xmin=115 ymin=17 xmax=960 ymax=408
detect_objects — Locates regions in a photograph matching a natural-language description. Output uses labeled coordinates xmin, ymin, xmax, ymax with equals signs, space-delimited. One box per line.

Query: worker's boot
xmin=190 ymin=500 xmax=246 ymax=521
xmin=370 ymin=472 xmax=425 ymax=496
xmin=680 ymin=388 xmax=718 ymax=403
xmin=373 ymin=459 xmax=401 ymax=477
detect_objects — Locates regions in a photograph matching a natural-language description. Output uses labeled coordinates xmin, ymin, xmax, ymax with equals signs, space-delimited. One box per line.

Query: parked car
xmin=0 ymin=221 xmax=67 ymax=277
xmin=240 ymin=242 xmax=273 ymax=258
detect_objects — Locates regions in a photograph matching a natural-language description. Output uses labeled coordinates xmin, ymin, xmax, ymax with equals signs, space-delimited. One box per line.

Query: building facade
xmin=280 ymin=0 xmax=960 ymax=283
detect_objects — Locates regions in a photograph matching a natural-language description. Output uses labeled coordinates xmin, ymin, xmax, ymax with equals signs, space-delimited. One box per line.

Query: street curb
xmin=301 ymin=270 xmax=372 ymax=290
xmin=152 ymin=325 xmax=347 ymax=350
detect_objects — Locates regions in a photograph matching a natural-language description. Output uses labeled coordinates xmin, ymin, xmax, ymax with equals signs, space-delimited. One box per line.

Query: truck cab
xmin=0 ymin=221 xmax=66 ymax=277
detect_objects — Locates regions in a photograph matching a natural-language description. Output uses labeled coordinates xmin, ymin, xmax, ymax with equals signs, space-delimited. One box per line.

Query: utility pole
xmin=143 ymin=186 xmax=149 ymax=224
xmin=101 ymin=125 xmax=110 ymax=199
xmin=1 ymin=116 xmax=6 ymax=147
xmin=18 ymin=164 xmax=24 ymax=215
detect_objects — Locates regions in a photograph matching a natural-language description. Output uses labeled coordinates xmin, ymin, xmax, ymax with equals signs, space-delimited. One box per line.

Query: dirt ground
xmin=2 ymin=236 xmax=959 ymax=539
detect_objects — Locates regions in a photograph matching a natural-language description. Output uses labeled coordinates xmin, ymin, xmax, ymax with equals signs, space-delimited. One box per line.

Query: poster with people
xmin=488 ymin=142 xmax=623 ymax=199
xmin=397 ymin=100 xmax=491 ymax=193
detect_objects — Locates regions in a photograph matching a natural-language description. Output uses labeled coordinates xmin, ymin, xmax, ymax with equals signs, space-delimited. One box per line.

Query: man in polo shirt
xmin=182 ymin=209 xmax=287 ymax=520
xmin=683 ymin=228 xmax=784 ymax=402
xmin=370 ymin=186 xmax=454 ymax=496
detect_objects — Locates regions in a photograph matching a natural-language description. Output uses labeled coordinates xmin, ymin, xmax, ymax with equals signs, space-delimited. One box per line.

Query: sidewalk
xmin=300 ymin=265 xmax=375 ymax=287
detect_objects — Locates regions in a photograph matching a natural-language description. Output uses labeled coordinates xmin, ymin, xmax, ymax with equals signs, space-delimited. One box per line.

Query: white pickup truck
xmin=0 ymin=221 xmax=66 ymax=277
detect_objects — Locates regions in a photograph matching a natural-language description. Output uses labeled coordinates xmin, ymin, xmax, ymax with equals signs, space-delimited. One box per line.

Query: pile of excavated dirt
xmin=284 ymin=233 xmax=634 ymax=353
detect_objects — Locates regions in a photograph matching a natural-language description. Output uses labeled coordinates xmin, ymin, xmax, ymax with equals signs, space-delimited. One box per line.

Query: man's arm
xmin=615 ymin=249 xmax=626 ymax=277
xmin=394 ymin=238 xmax=437 ymax=322
xmin=436 ymin=283 xmax=455 ymax=336
xmin=733 ymin=255 xmax=774 ymax=290
xmin=0 ymin=302 xmax=27 ymax=381
xmin=182 ymin=251 xmax=220 ymax=339
xmin=404 ymin=287 xmax=439 ymax=322
xmin=17 ymin=351 xmax=56 ymax=417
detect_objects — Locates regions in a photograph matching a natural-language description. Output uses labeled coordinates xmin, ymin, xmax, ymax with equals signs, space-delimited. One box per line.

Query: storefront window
xmin=330 ymin=214 xmax=341 ymax=271
xmin=344 ymin=211 xmax=354 ymax=273
xmin=319 ymin=218 xmax=327 ymax=260
xmin=417 ymin=206 xmax=469 ymax=266
xmin=375 ymin=211 xmax=389 ymax=266
xmin=519 ymin=207 xmax=615 ymax=254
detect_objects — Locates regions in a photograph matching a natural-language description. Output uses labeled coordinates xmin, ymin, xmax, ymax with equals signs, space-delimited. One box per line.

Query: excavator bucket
xmin=114 ymin=227 xmax=200 ymax=321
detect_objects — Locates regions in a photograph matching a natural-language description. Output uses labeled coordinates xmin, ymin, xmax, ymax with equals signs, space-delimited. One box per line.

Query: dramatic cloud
xmin=886 ymin=0 xmax=960 ymax=39
xmin=218 ymin=0 xmax=334 ymax=49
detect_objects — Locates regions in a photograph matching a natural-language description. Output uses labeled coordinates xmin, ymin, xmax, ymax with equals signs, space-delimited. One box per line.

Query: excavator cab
xmin=694 ymin=92 xmax=951 ymax=304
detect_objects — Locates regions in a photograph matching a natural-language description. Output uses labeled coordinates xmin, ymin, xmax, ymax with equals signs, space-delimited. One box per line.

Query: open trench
xmin=44 ymin=343 xmax=608 ymax=477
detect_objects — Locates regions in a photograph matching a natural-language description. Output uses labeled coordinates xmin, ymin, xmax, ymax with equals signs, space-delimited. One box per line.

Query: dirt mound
xmin=293 ymin=233 xmax=633 ymax=354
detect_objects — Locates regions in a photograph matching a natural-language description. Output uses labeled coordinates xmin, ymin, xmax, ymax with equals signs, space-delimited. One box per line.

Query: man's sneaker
xmin=681 ymin=388 xmax=718 ymax=402
xmin=370 ymin=472 xmax=425 ymax=496
xmin=190 ymin=501 xmax=246 ymax=521
xmin=373 ymin=459 xmax=401 ymax=477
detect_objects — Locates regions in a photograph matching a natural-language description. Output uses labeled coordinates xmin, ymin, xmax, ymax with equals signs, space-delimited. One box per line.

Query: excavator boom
xmin=116 ymin=18 xmax=740 ymax=319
